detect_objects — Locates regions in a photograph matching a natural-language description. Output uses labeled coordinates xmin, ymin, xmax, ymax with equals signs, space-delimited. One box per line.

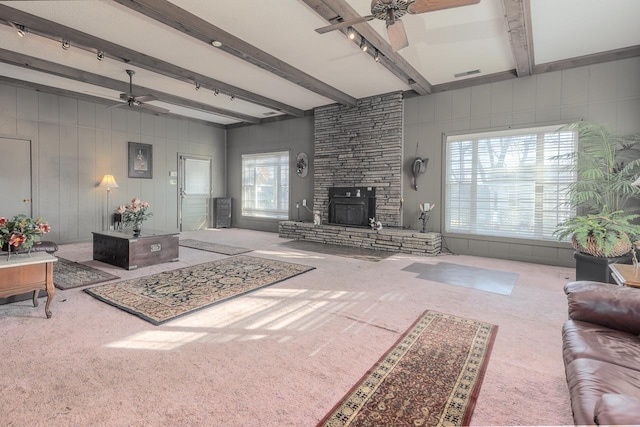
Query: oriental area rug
xmin=318 ymin=311 xmax=498 ymax=427
xmin=54 ymin=258 xmax=120 ymax=290
xmin=84 ymin=255 xmax=314 ymax=325
xmin=179 ymin=239 xmax=251 ymax=256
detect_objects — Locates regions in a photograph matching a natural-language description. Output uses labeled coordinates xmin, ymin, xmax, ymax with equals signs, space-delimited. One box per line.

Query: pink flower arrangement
xmin=116 ymin=198 xmax=153 ymax=227
xmin=0 ymin=214 xmax=51 ymax=251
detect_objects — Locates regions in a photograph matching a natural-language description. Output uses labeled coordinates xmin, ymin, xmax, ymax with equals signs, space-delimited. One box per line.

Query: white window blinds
xmin=445 ymin=125 xmax=577 ymax=241
xmin=242 ymin=151 xmax=289 ymax=219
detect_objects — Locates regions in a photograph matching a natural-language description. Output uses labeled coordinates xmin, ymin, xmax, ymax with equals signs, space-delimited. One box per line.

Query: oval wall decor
xmin=296 ymin=152 xmax=309 ymax=177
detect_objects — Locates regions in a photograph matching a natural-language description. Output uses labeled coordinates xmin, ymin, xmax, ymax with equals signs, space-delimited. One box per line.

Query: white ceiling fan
xmin=315 ymin=0 xmax=480 ymax=51
xmin=111 ymin=69 xmax=169 ymax=114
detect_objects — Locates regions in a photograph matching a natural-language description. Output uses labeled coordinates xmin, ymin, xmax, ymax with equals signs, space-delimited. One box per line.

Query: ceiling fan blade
xmin=315 ymin=15 xmax=374 ymax=34
xmin=387 ymin=19 xmax=409 ymax=51
xmin=408 ymin=0 xmax=480 ymax=14
xmin=135 ymin=94 xmax=158 ymax=103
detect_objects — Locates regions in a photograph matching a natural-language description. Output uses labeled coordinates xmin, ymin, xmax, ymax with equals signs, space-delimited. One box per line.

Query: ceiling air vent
xmin=263 ymin=112 xmax=278 ymax=116
xmin=454 ymin=69 xmax=481 ymax=78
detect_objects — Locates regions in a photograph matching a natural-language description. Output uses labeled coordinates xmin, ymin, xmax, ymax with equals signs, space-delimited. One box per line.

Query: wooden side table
xmin=0 ymin=252 xmax=57 ymax=318
xmin=609 ymin=263 xmax=640 ymax=288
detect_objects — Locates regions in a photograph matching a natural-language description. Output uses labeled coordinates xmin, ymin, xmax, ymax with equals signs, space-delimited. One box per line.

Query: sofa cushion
xmin=565 ymin=358 xmax=640 ymax=426
xmin=594 ymin=393 xmax=640 ymax=425
xmin=564 ymin=281 xmax=640 ymax=335
xmin=563 ymin=320 xmax=640 ymax=371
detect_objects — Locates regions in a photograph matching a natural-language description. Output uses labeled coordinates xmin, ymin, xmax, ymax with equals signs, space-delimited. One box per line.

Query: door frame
xmin=177 ymin=153 xmax=213 ymax=231
xmin=0 ymin=135 xmax=35 ymax=217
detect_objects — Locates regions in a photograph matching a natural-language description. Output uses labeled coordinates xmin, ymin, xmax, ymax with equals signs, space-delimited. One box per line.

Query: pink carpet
xmin=0 ymin=228 xmax=574 ymax=426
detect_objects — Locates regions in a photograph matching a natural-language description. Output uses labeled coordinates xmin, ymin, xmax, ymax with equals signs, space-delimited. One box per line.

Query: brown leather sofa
xmin=562 ymin=281 xmax=640 ymax=425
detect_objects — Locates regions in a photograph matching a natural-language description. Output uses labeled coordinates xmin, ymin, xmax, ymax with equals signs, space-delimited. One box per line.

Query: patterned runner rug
xmin=319 ymin=311 xmax=498 ymax=427
xmin=54 ymin=258 xmax=120 ymax=290
xmin=84 ymin=255 xmax=314 ymax=325
xmin=179 ymin=239 xmax=251 ymax=255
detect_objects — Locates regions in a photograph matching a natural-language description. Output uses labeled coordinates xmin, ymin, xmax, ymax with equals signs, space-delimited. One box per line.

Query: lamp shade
xmin=99 ymin=174 xmax=119 ymax=189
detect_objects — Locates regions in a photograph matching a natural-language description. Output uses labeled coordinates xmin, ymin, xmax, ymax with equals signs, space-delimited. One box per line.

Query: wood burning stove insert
xmin=328 ymin=187 xmax=376 ymax=227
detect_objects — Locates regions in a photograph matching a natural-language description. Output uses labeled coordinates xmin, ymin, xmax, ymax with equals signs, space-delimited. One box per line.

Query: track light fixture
xmin=360 ymin=38 xmax=368 ymax=53
xmin=213 ymin=89 xmax=219 ymax=96
xmin=374 ymin=49 xmax=380 ymax=62
xmin=62 ymin=39 xmax=70 ymax=50
xmin=347 ymin=27 xmax=356 ymax=40
xmin=195 ymin=82 xmax=201 ymax=91
xmin=97 ymin=50 xmax=104 ymax=61
xmin=9 ymin=22 xmax=26 ymax=37
xmin=230 ymin=95 xmax=235 ymax=101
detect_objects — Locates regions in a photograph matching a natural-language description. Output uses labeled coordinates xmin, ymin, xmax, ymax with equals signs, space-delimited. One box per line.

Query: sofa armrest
xmin=564 ymin=281 xmax=640 ymax=335
xmin=594 ymin=394 xmax=640 ymax=425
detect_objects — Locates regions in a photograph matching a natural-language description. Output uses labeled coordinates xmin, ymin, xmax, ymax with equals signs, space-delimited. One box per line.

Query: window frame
xmin=443 ymin=124 xmax=577 ymax=243
xmin=241 ymin=150 xmax=290 ymax=220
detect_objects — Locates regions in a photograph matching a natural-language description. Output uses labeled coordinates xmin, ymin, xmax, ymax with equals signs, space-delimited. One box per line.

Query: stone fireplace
xmin=313 ymin=92 xmax=403 ymax=228
xmin=328 ymin=187 xmax=376 ymax=227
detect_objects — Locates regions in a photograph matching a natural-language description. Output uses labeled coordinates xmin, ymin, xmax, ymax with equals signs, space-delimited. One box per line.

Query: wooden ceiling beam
xmin=533 ymin=45 xmax=640 ymax=74
xmin=303 ymin=0 xmax=433 ymax=95
xmin=0 ymin=49 xmax=261 ymax=124
xmin=113 ymin=0 xmax=357 ymax=107
xmin=501 ymin=0 xmax=533 ymax=77
xmin=0 ymin=4 xmax=302 ymax=118
xmin=0 ymin=76 xmax=227 ymax=128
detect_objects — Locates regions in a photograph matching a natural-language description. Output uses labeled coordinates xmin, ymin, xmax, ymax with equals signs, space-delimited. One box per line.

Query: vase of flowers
xmin=0 ymin=214 xmax=52 ymax=260
xmin=116 ymin=198 xmax=153 ymax=236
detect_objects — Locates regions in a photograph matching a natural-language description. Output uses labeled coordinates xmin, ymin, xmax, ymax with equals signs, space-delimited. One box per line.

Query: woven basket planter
xmin=572 ymin=234 xmax=632 ymax=258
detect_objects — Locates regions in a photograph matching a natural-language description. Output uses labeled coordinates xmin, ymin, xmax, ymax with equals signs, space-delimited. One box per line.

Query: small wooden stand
xmin=609 ymin=263 xmax=640 ymax=288
xmin=0 ymin=252 xmax=57 ymax=318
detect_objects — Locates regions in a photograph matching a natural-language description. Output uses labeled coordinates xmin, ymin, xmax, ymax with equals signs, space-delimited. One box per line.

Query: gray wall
xmin=227 ymin=116 xmax=314 ymax=232
xmin=0 ymin=83 xmax=226 ymax=244
xmin=403 ymin=57 xmax=640 ymax=266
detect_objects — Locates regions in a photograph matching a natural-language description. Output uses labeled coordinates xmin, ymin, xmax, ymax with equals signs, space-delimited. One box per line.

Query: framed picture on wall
xmin=128 ymin=142 xmax=153 ymax=179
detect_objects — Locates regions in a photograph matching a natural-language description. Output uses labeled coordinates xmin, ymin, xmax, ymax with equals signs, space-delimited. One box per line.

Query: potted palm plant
xmin=553 ymin=122 xmax=640 ymax=281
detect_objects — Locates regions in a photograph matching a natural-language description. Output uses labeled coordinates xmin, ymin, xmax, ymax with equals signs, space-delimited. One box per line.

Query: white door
xmin=0 ymin=138 xmax=32 ymax=218
xmin=178 ymin=155 xmax=212 ymax=231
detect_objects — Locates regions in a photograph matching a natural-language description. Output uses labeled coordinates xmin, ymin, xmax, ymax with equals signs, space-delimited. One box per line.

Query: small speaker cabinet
xmin=214 ymin=197 xmax=231 ymax=228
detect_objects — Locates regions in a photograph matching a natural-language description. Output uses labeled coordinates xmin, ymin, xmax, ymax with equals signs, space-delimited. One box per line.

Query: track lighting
xmin=374 ymin=49 xmax=380 ymax=62
xmin=97 ymin=50 xmax=104 ymax=61
xmin=195 ymin=82 xmax=201 ymax=91
xmin=9 ymin=22 xmax=26 ymax=37
xmin=62 ymin=39 xmax=70 ymax=50
xmin=347 ymin=27 xmax=356 ymax=40
xmin=213 ymin=89 xmax=219 ymax=96
xmin=360 ymin=38 xmax=368 ymax=53
xmin=230 ymin=95 xmax=235 ymax=101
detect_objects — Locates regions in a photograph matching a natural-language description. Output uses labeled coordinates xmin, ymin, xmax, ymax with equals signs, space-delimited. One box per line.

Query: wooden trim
xmin=0 ymin=75 xmax=228 ymax=129
xmin=533 ymin=45 xmax=640 ymax=74
xmin=430 ymin=70 xmax=518 ymax=93
xmin=112 ymin=0 xmax=357 ymax=107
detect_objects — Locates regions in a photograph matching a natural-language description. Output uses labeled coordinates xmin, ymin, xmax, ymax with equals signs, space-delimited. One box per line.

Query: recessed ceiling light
xmin=211 ymin=40 xmax=222 ymax=47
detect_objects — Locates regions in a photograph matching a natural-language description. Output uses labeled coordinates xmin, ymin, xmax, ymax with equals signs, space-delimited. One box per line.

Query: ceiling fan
xmin=315 ymin=0 xmax=480 ymax=51
xmin=112 ymin=69 xmax=169 ymax=114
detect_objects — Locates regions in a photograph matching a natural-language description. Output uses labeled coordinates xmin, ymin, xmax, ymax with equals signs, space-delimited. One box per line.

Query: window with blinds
xmin=444 ymin=125 xmax=577 ymax=241
xmin=242 ymin=151 xmax=289 ymax=219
